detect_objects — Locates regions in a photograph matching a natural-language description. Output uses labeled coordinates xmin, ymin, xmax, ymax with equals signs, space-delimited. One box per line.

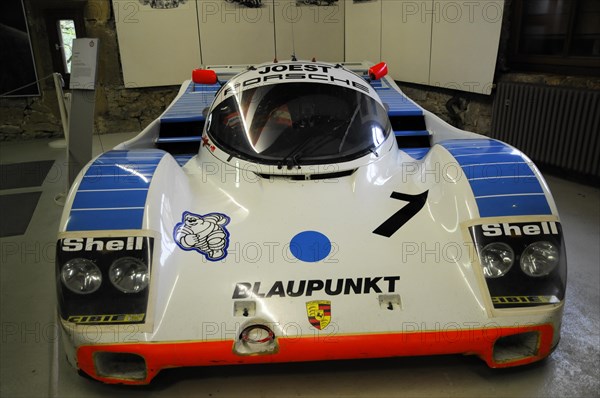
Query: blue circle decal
xmin=290 ymin=231 xmax=332 ymax=263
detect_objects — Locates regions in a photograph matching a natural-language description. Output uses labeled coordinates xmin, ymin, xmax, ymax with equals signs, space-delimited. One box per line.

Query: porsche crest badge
xmin=306 ymin=300 xmax=331 ymax=330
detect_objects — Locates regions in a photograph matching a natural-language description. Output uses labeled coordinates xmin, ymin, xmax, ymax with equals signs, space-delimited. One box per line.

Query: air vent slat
xmin=257 ymin=169 xmax=356 ymax=181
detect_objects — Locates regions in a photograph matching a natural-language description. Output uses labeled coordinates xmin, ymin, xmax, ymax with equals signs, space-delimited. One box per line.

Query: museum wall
xmin=0 ymin=0 xmax=597 ymax=142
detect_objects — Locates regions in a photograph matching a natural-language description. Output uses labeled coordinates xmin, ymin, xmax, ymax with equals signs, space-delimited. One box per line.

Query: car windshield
xmin=206 ymin=83 xmax=391 ymax=167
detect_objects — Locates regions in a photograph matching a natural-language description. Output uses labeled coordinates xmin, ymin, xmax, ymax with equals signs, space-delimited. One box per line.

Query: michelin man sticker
xmin=174 ymin=211 xmax=231 ymax=261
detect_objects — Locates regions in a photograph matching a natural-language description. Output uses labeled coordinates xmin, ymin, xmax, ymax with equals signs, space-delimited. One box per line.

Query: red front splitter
xmin=77 ymin=324 xmax=554 ymax=384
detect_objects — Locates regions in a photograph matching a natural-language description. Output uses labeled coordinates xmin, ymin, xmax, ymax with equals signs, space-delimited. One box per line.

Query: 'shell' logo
xmin=306 ymin=300 xmax=331 ymax=330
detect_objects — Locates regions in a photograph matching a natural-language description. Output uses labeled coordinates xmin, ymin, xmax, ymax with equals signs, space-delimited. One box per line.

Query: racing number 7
xmin=373 ymin=191 xmax=429 ymax=238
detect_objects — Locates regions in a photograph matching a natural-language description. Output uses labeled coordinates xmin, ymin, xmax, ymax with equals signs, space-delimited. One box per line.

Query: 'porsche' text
xmin=223 ymin=64 xmax=371 ymax=97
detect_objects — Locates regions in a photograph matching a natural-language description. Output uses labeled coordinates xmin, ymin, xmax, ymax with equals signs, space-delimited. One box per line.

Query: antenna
xmin=291 ymin=6 xmax=297 ymax=61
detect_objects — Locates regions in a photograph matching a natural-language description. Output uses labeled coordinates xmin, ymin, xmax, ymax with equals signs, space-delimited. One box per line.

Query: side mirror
xmin=192 ymin=69 xmax=218 ymax=85
xmin=368 ymin=62 xmax=388 ymax=81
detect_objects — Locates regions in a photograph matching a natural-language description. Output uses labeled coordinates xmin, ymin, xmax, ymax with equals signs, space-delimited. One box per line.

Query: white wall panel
xmin=381 ymin=0 xmax=432 ymax=85
xmin=113 ymin=0 xmax=201 ymax=87
xmin=429 ymin=0 xmax=504 ymax=94
xmin=344 ymin=0 xmax=381 ymax=64
xmin=274 ymin=0 xmax=344 ymax=62
xmin=112 ymin=0 xmax=503 ymax=94
xmin=198 ymin=0 xmax=275 ymax=65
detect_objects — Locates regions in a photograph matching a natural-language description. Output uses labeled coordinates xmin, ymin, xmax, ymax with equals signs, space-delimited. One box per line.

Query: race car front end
xmin=55 ymin=150 xmax=566 ymax=384
xmin=55 ymin=61 xmax=566 ymax=385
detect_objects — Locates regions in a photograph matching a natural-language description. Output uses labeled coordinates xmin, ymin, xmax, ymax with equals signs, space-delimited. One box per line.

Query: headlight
xmin=480 ymin=242 xmax=514 ymax=278
xmin=520 ymin=241 xmax=559 ymax=277
xmin=61 ymin=258 xmax=102 ymax=294
xmin=109 ymin=257 xmax=149 ymax=293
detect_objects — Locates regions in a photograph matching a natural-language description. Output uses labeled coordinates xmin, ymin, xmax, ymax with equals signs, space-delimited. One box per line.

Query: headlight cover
xmin=109 ymin=257 xmax=149 ymax=293
xmin=520 ymin=241 xmax=560 ymax=277
xmin=480 ymin=242 xmax=515 ymax=278
xmin=469 ymin=221 xmax=566 ymax=308
xmin=61 ymin=258 xmax=102 ymax=294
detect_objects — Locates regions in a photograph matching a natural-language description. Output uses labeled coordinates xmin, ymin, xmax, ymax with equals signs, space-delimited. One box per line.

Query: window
xmin=45 ymin=9 xmax=85 ymax=86
xmin=59 ymin=19 xmax=76 ymax=74
xmin=509 ymin=0 xmax=600 ymax=75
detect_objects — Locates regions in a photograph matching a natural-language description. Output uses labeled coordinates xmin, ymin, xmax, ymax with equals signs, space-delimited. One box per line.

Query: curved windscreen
xmin=206 ymin=83 xmax=391 ymax=167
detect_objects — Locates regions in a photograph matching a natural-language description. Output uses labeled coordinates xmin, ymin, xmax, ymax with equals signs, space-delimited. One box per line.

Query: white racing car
xmin=56 ymin=61 xmax=566 ymax=384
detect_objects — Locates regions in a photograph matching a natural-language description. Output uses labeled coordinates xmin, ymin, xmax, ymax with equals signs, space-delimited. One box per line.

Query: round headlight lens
xmin=61 ymin=258 xmax=102 ymax=294
xmin=520 ymin=241 xmax=559 ymax=277
xmin=480 ymin=242 xmax=514 ymax=278
xmin=109 ymin=257 xmax=149 ymax=293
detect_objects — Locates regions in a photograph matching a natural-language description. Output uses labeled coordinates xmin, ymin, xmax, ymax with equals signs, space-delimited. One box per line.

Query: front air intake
xmin=493 ymin=332 xmax=540 ymax=363
xmin=94 ymin=352 xmax=147 ymax=381
xmin=257 ymin=169 xmax=356 ymax=181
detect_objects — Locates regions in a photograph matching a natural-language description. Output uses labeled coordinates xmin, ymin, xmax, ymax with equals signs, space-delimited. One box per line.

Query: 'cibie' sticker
xmin=174 ymin=211 xmax=231 ymax=261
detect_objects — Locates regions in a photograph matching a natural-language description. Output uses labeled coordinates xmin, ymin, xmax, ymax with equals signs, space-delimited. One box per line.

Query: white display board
xmin=274 ymin=0 xmax=344 ymax=63
xmin=381 ymin=0 xmax=432 ymax=85
xmin=429 ymin=0 xmax=504 ymax=94
xmin=344 ymin=0 xmax=381 ymax=64
xmin=70 ymin=38 xmax=99 ymax=90
xmin=112 ymin=0 xmax=504 ymax=94
xmin=381 ymin=0 xmax=504 ymax=94
xmin=198 ymin=0 xmax=275 ymax=65
xmin=112 ymin=0 xmax=202 ymax=87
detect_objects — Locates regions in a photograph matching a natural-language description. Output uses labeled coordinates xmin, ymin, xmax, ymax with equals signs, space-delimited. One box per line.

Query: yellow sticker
xmin=66 ymin=314 xmax=145 ymax=324
xmin=492 ymin=296 xmax=558 ymax=305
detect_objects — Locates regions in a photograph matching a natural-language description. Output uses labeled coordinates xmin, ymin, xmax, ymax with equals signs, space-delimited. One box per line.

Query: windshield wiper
xmin=288 ymin=129 xmax=346 ymax=167
xmin=277 ymin=117 xmax=349 ymax=170
xmin=368 ymin=145 xmax=380 ymax=157
xmin=277 ymin=129 xmax=318 ymax=170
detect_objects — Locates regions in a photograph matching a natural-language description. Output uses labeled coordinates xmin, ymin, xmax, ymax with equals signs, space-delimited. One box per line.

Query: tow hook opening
xmin=94 ymin=352 xmax=147 ymax=381
xmin=233 ymin=323 xmax=278 ymax=356
xmin=240 ymin=324 xmax=275 ymax=344
xmin=493 ymin=332 xmax=540 ymax=363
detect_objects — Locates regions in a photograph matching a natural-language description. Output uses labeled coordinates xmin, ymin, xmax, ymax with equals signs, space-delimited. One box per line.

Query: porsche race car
xmin=56 ymin=61 xmax=567 ymax=384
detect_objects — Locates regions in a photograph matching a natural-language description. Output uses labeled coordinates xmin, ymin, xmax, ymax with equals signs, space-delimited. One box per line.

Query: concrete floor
xmin=0 ymin=133 xmax=598 ymax=398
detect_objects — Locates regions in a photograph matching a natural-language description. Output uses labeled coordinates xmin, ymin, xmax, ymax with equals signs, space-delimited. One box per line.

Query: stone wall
xmin=0 ymin=0 xmax=178 ymax=141
xmin=0 ymin=94 xmax=62 ymax=140
xmin=498 ymin=72 xmax=600 ymax=90
xmin=396 ymin=83 xmax=494 ymax=135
